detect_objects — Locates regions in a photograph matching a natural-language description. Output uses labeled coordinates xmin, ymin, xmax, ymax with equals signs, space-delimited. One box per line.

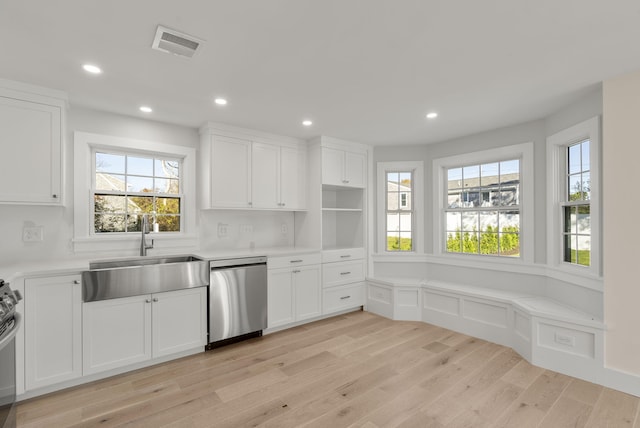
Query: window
xmin=563 ymin=140 xmax=591 ymax=266
xmin=73 ymin=132 xmax=197 ymax=253
xmin=444 ymin=159 xmax=521 ymax=257
xmin=547 ymin=117 xmax=600 ymax=275
xmin=386 ymin=171 xmax=414 ymax=251
xmin=377 ymin=161 xmax=424 ymax=253
xmin=433 ymin=143 xmax=533 ymax=262
xmin=93 ymin=151 xmax=182 ymax=233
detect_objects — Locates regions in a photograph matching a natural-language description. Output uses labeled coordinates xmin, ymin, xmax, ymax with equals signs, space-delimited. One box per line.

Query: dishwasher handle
xmin=209 ymin=256 xmax=267 ymax=269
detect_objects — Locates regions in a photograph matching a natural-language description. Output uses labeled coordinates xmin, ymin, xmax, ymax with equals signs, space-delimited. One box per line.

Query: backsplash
xmin=199 ymin=210 xmax=295 ymax=251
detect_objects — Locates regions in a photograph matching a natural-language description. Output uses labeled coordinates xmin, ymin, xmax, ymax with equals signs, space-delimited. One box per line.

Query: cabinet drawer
xmin=323 ymin=283 xmax=364 ymax=314
xmin=322 ymin=260 xmax=364 ymax=287
xmin=268 ymin=253 xmax=321 ymax=270
xmin=322 ymin=247 xmax=364 ymax=263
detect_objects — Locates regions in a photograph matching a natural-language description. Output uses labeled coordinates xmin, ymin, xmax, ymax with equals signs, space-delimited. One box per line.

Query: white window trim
xmin=432 ymin=142 xmax=534 ymax=264
xmin=546 ymin=117 xmax=601 ymax=278
xmin=376 ymin=161 xmax=424 ymax=254
xmin=73 ymin=131 xmax=198 ymax=253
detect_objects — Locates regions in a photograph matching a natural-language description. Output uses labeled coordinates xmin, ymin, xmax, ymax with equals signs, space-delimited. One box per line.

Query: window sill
xmin=72 ymin=233 xmax=199 ymax=254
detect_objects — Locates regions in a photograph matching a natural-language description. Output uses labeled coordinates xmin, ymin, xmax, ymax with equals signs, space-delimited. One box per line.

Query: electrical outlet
xmin=217 ymin=223 xmax=228 ymax=238
xmin=554 ymin=332 xmax=575 ymax=347
xmin=240 ymin=224 xmax=253 ymax=234
xmin=23 ymin=226 xmax=44 ymax=242
xmin=281 ymin=223 xmax=288 ymax=234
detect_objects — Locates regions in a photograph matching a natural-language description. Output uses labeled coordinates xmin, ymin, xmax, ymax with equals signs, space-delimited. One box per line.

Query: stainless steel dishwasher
xmin=206 ymin=256 xmax=267 ymax=349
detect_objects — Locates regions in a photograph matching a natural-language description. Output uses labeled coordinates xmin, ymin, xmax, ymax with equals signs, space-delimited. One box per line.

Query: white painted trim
xmin=376 ymin=161 xmax=424 ymax=254
xmin=432 ymin=142 xmax=534 ymax=263
xmin=546 ymin=116 xmax=601 ymax=277
xmin=601 ymin=366 xmax=640 ymax=398
xmin=73 ymin=132 xmax=198 ymax=252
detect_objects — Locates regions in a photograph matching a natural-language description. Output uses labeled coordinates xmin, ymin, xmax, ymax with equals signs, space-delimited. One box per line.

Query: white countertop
xmin=0 ymin=246 xmax=322 ymax=283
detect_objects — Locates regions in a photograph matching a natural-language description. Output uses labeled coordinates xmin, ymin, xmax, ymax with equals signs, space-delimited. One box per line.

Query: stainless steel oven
xmin=0 ymin=280 xmax=22 ymax=428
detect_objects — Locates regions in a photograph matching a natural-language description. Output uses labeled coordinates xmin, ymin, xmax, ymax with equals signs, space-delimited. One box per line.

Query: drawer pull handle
xmin=340 ymin=295 xmax=351 ymax=300
xmin=340 ymin=255 xmax=351 ymax=258
xmin=292 ymin=270 xmax=301 ymax=273
xmin=290 ymin=260 xmax=303 ymax=263
xmin=340 ymin=271 xmax=351 ymax=275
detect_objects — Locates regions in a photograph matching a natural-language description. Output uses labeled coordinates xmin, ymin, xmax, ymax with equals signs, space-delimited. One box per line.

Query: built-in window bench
xmin=366 ymin=277 xmax=605 ymax=385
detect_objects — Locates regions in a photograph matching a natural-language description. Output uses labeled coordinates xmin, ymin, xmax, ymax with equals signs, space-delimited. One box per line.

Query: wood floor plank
xmin=585 ymin=388 xmax=639 ymax=427
xmin=15 ymin=311 xmax=640 ymax=428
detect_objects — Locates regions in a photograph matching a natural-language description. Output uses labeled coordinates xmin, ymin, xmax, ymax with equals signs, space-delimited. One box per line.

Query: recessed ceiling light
xmin=139 ymin=106 xmax=153 ymax=113
xmin=426 ymin=112 xmax=438 ymax=119
xmin=82 ymin=64 xmax=102 ymax=74
xmin=214 ymin=98 xmax=227 ymax=105
xmin=302 ymin=120 xmax=313 ymax=126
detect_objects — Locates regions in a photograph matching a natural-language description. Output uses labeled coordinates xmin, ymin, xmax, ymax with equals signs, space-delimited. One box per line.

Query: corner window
xmin=444 ymin=159 xmax=521 ymax=257
xmin=433 ymin=142 xmax=533 ymax=263
xmin=386 ymin=171 xmax=414 ymax=251
xmin=93 ymin=151 xmax=182 ymax=233
xmin=547 ymin=117 xmax=600 ymax=275
xmin=377 ymin=161 xmax=424 ymax=254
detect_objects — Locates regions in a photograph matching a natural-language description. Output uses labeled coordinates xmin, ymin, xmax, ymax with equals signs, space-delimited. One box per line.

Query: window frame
xmin=546 ymin=117 xmax=601 ymax=277
xmin=73 ymin=131 xmax=197 ymax=253
xmin=433 ymin=142 xmax=534 ymax=263
xmin=377 ymin=161 xmax=424 ymax=254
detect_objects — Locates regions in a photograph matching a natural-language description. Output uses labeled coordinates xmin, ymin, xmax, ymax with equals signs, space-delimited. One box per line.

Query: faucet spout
xmin=140 ymin=214 xmax=154 ymax=256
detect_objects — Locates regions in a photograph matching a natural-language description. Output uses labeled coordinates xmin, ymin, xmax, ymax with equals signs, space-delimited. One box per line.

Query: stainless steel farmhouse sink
xmin=82 ymin=255 xmax=210 ymax=302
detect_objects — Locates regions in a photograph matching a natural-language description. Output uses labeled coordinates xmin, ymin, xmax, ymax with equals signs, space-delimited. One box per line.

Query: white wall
xmin=603 ymin=70 xmax=640 ymax=375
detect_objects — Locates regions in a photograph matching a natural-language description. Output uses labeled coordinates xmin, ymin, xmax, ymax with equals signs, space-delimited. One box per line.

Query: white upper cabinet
xmin=0 ymin=80 xmax=66 ymax=205
xmin=322 ymin=147 xmax=365 ymax=188
xmin=200 ymin=124 xmax=306 ymax=210
xmin=251 ymin=142 xmax=280 ymax=209
xmin=210 ymin=136 xmax=252 ymax=208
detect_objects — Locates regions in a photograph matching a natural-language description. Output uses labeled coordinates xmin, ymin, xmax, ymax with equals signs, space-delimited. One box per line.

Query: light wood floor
xmin=17 ymin=311 xmax=640 ymax=427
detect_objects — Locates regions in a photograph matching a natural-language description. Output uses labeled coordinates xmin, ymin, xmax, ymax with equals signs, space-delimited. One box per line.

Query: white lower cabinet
xmin=268 ymin=254 xmax=322 ymax=329
xmin=25 ymin=275 xmax=82 ymax=391
xmin=83 ymin=287 xmax=207 ymax=376
xmin=323 ymin=282 xmax=365 ymax=314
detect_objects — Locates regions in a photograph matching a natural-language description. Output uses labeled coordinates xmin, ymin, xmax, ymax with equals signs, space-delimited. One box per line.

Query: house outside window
xmin=93 ymin=151 xmax=182 ymax=233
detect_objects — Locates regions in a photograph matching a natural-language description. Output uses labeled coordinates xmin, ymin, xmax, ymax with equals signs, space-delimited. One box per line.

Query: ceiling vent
xmin=152 ymin=25 xmax=203 ymax=58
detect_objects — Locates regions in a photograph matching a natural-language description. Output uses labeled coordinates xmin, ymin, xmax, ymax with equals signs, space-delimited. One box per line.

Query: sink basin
xmin=89 ymin=255 xmax=203 ymax=270
xmin=82 ymin=255 xmax=209 ymax=302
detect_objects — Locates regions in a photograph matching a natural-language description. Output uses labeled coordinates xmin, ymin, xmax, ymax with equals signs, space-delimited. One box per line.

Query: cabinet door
xmin=25 ymin=275 xmax=81 ymax=390
xmin=280 ymin=147 xmax=303 ymax=210
xmin=0 ymin=96 xmax=62 ymax=204
xmin=294 ymin=265 xmax=322 ymax=321
xmin=267 ymin=269 xmax=294 ymax=328
xmin=344 ymin=151 xmax=366 ymax=188
xmin=152 ymin=288 xmax=207 ymax=358
xmin=251 ymin=142 xmax=280 ymax=209
xmin=83 ymin=295 xmax=152 ymax=375
xmin=321 ymin=147 xmax=345 ymax=186
xmin=211 ymin=136 xmax=252 ymax=208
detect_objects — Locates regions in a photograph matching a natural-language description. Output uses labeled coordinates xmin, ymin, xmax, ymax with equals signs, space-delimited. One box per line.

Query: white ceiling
xmin=2 ymin=1 xmax=640 ymax=146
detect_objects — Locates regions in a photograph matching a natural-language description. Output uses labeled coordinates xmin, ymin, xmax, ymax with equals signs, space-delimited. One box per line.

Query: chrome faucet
xmin=140 ymin=214 xmax=154 ymax=256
